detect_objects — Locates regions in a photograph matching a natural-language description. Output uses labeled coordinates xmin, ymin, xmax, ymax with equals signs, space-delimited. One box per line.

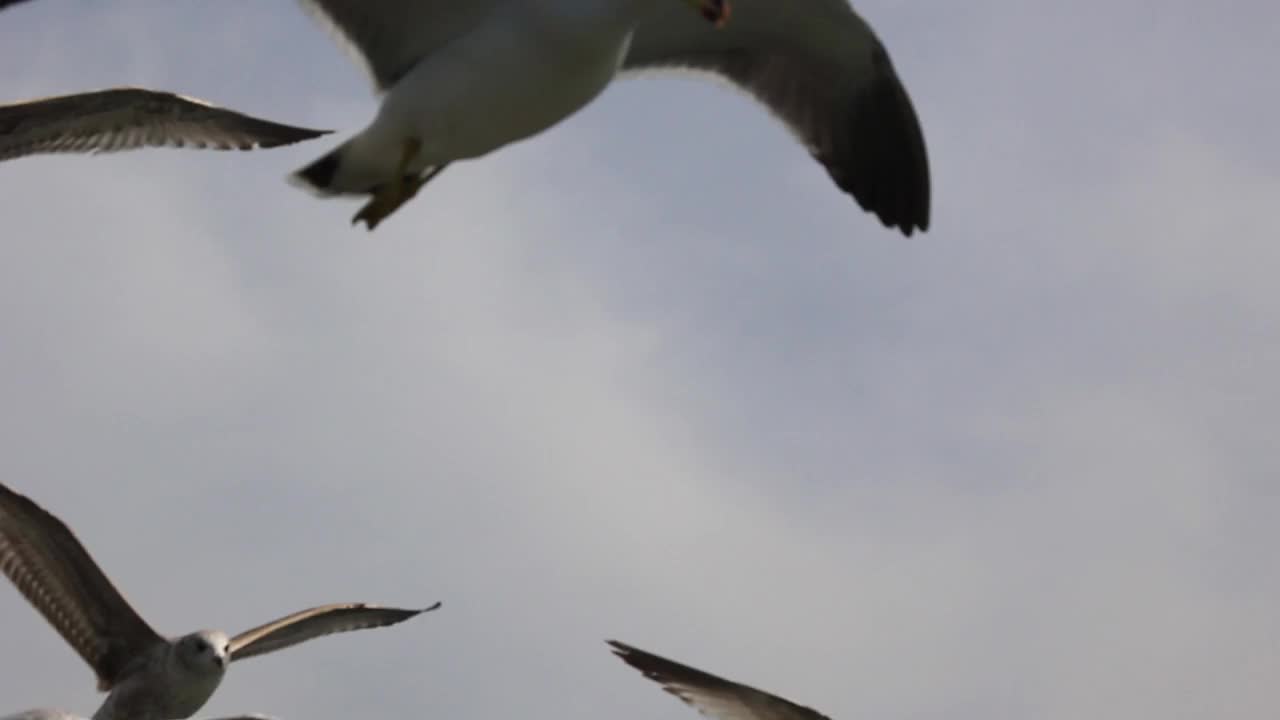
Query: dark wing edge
xmin=0 ymin=88 xmax=330 ymax=162
xmin=625 ymin=12 xmax=931 ymax=236
xmin=227 ymin=601 xmax=440 ymax=661
xmin=0 ymin=483 xmax=165 ymax=691
xmin=607 ymin=640 xmax=834 ymax=720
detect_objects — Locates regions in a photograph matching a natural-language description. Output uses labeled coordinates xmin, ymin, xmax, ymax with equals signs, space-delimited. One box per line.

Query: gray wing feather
xmin=0 ymin=88 xmax=330 ymax=163
xmin=608 ymin=641 xmax=833 ymax=720
xmin=624 ymin=0 xmax=930 ymax=235
xmin=0 ymin=483 xmax=165 ymax=691
xmin=295 ymin=0 xmax=502 ymax=90
xmin=228 ymin=601 xmax=440 ymax=661
xmin=1 ymin=711 xmax=83 ymax=720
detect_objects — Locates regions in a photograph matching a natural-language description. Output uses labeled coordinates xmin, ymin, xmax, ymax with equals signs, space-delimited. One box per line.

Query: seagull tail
xmin=290 ymin=143 xmax=349 ymax=196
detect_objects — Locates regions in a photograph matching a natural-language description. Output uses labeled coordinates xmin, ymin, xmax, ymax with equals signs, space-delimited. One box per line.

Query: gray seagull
xmin=609 ymin=640 xmax=835 ymax=720
xmin=0 ymin=88 xmax=329 ymax=164
xmin=0 ymin=482 xmax=440 ymax=720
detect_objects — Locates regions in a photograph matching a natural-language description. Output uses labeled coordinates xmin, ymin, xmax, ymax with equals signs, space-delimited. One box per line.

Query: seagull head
xmin=686 ymin=0 xmax=730 ymax=27
xmin=177 ymin=630 xmax=232 ymax=674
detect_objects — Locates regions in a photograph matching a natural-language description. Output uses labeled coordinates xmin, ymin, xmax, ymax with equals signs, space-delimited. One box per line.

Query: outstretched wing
xmin=608 ymin=640 xmax=834 ymax=720
xmin=0 ymin=88 xmax=329 ymax=162
xmin=0 ymin=483 xmax=165 ymax=691
xmin=625 ymin=0 xmax=930 ymax=235
xmin=228 ymin=602 xmax=440 ymax=661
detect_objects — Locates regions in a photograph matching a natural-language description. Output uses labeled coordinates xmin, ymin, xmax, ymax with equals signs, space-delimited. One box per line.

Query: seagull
xmin=609 ymin=640 xmax=835 ymax=720
xmin=290 ymin=0 xmax=929 ymax=234
xmin=0 ymin=88 xmax=329 ymax=164
xmin=0 ymin=482 xmax=440 ymax=720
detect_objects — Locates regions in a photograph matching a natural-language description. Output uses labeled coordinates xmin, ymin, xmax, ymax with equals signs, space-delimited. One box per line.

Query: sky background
xmin=0 ymin=2 xmax=1277 ymax=719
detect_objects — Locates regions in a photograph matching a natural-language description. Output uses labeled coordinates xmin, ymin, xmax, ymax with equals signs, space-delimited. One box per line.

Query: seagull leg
xmin=352 ymin=137 xmax=424 ymax=231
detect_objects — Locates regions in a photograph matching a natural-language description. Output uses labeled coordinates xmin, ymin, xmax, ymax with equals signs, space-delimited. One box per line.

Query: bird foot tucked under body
xmin=351 ymin=137 xmax=433 ymax=231
xmin=352 ymin=172 xmax=432 ymax=231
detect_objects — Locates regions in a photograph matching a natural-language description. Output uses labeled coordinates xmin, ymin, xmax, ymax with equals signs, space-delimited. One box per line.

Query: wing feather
xmin=624 ymin=0 xmax=930 ymax=235
xmin=228 ymin=602 xmax=439 ymax=661
xmin=0 ymin=88 xmax=329 ymax=163
xmin=608 ymin=641 xmax=833 ymax=720
xmin=0 ymin=483 xmax=165 ymax=691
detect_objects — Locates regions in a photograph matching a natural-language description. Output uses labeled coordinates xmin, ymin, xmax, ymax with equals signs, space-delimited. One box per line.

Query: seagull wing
xmin=624 ymin=0 xmax=930 ymax=235
xmin=0 ymin=88 xmax=330 ymax=162
xmin=0 ymin=483 xmax=166 ymax=691
xmin=608 ymin=641 xmax=834 ymax=720
xmin=228 ymin=601 xmax=439 ymax=661
xmin=296 ymin=0 xmax=504 ymax=91
xmin=1 ymin=711 xmax=81 ymax=720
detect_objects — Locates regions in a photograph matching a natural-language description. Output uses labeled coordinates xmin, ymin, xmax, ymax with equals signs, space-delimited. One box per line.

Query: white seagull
xmin=291 ymin=0 xmax=930 ymax=234
xmin=609 ymin=640 xmax=836 ymax=720
xmin=0 ymin=482 xmax=440 ymax=720
xmin=0 ymin=88 xmax=329 ymax=163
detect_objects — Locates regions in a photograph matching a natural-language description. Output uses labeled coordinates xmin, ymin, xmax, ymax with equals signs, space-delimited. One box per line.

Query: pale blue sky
xmin=1 ymin=2 xmax=1277 ymax=720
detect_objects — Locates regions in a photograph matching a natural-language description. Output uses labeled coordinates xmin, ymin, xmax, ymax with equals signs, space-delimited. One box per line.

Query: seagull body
xmin=0 ymin=483 xmax=439 ymax=720
xmin=609 ymin=640 xmax=834 ymax=720
xmin=292 ymin=0 xmax=927 ymax=234
xmin=0 ymin=88 xmax=328 ymax=163
xmin=296 ymin=0 xmax=641 ymax=195
xmin=293 ymin=0 xmax=724 ymax=228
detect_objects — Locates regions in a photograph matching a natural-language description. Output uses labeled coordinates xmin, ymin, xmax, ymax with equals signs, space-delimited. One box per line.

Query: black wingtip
xmin=834 ymin=50 xmax=931 ymax=237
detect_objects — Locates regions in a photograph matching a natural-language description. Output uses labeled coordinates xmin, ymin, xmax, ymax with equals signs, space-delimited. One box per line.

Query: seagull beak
xmin=689 ymin=0 xmax=730 ymax=28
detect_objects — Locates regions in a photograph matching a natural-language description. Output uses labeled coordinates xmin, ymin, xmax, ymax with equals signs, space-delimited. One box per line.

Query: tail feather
xmin=291 ymin=145 xmax=344 ymax=196
xmin=290 ymin=141 xmax=450 ymax=201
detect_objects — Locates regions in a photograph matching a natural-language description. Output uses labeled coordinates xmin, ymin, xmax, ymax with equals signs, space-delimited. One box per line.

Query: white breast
xmin=373 ymin=2 xmax=641 ymax=168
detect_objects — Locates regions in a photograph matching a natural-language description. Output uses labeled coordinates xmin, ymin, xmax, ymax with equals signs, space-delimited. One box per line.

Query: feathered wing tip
xmin=0 ymin=88 xmax=332 ymax=163
xmin=215 ymin=113 xmax=331 ymax=150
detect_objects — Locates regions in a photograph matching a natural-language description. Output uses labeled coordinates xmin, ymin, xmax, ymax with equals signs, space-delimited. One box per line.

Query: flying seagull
xmin=609 ymin=640 xmax=835 ymax=720
xmin=291 ymin=0 xmax=929 ymax=234
xmin=0 ymin=482 xmax=440 ymax=720
xmin=0 ymin=88 xmax=329 ymax=163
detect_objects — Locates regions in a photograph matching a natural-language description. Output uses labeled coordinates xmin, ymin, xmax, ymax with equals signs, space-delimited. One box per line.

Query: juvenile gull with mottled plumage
xmin=0 ymin=482 xmax=439 ymax=720
xmin=0 ymin=88 xmax=328 ymax=163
